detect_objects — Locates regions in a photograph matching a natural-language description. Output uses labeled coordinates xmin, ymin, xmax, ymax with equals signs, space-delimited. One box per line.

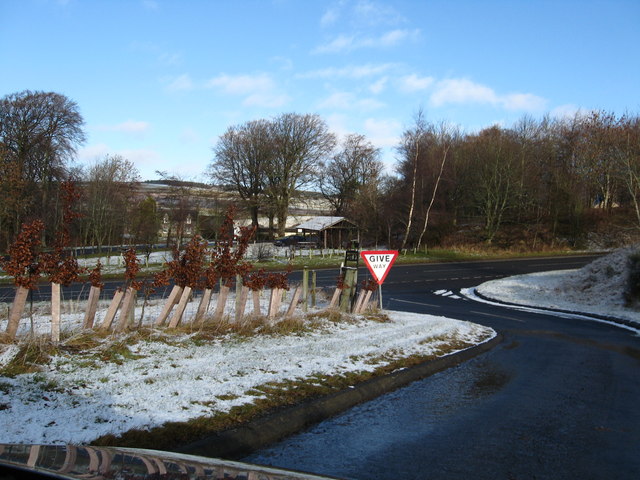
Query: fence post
xmin=311 ymin=270 xmax=317 ymax=308
xmin=302 ymin=266 xmax=309 ymax=312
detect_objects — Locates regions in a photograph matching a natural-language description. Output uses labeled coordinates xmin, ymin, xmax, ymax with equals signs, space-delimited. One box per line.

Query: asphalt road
xmin=242 ymin=254 xmax=640 ymax=480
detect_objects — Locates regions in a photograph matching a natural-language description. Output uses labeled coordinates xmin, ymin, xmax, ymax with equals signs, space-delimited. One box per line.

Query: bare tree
xmin=266 ymin=113 xmax=336 ymax=237
xmin=618 ymin=115 xmax=640 ymax=228
xmin=0 ymin=90 xmax=85 ymax=247
xmin=396 ymin=110 xmax=427 ymax=250
xmin=415 ymin=123 xmax=457 ymax=250
xmin=575 ymin=111 xmax=623 ymax=211
xmin=320 ymin=133 xmax=382 ymax=216
xmin=210 ymin=119 xmax=272 ymax=228
xmin=463 ymin=126 xmax=521 ymax=243
xmin=80 ymin=155 xmax=140 ymax=250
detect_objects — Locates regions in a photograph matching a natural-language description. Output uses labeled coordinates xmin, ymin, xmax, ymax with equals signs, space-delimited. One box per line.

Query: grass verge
xmin=89 ymin=333 xmax=477 ymax=452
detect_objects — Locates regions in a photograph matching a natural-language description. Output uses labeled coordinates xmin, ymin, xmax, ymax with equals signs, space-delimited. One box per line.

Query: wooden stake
xmin=195 ymin=288 xmax=212 ymax=326
xmin=168 ymin=286 xmax=192 ymax=328
xmin=353 ymin=288 xmax=366 ymax=314
xmin=83 ymin=285 xmax=101 ymax=329
xmin=285 ymin=286 xmax=302 ymax=318
xmin=360 ymin=290 xmax=373 ymax=313
xmin=268 ymin=288 xmax=282 ymax=319
xmin=51 ymin=283 xmax=61 ymax=343
xmin=212 ymin=285 xmax=230 ymax=323
xmin=311 ymin=270 xmax=317 ymax=307
xmin=252 ymin=289 xmax=261 ymax=317
xmin=328 ymin=287 xmax=342 ymax=309
xmin=235 ymin=286 xmax=249 ymax=323
xmin=302 ymin=267 xmax=308 ymax=311
xmin=116 ymin=287 xmax=137 ymax=332
xmin=6 ymin=286 xmax=29 ymax=340
xmin=154 ymin=285 xmax=183 ymax=326
xmin=101 ymin=290 xmax=124 ymax=330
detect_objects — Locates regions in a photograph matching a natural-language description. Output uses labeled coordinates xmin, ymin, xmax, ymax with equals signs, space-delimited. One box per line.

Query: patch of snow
xmin=0 ymin=307 xmax=494 ymax=445
xmin=476 ymin=246 xmax=639 ymax=325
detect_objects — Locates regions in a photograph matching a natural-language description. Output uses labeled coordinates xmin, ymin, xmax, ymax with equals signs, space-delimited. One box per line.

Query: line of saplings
xmin=0 ymin=183 xmax=377 ymax=344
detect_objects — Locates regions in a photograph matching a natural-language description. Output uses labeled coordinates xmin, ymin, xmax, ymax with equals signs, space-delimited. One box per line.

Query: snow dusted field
xmin=0 ymin=299 xmax=494 ymax=445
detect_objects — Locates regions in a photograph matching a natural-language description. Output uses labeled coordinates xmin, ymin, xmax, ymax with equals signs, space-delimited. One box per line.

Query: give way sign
xmin=360 ymin=250 xmax=399 ymax=285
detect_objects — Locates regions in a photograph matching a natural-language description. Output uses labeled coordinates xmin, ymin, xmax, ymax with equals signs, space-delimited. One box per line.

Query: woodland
xmin=1 ymin=90 xmax=639 ymax=255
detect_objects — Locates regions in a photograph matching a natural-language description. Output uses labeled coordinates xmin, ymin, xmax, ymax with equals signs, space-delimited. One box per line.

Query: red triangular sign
xmin=360 ymin=250 xmax=398 ymax=285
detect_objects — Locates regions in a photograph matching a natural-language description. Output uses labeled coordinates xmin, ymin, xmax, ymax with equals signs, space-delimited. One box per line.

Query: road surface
xmin=242 ymin=254 xmax=640 ymax=480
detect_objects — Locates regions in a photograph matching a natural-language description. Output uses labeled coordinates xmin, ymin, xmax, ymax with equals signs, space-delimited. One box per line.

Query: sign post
xmin=360 ymin=250 xmax=398 ymax=309
xmin=340 ymin=241 xmax=360 ymax=312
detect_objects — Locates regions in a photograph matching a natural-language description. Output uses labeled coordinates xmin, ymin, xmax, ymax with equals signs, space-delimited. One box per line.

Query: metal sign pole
xmin=378 ymin=283 xmax=383 ymax=310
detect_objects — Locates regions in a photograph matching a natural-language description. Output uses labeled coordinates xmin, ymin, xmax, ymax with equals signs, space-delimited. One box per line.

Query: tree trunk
xmin=416 ymin=146 xmax=449 ymax=250
xmin=400 ymin=142 xmax=419 ymax=251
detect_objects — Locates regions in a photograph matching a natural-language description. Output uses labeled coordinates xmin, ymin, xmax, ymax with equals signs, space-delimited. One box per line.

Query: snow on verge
xmin=476 ymin=246 xmax=639 ymax=325
xmin=0 ymin=311 xmax=494 ymax=445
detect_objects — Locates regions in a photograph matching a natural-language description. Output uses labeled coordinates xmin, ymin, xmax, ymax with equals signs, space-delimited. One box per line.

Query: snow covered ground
xmin=474 ymin=246 xmax=639 ymax=326
xmin=0 ymin=304 xmax=494 ymax=445
xmin=1 ymin=248 xmax=637 ymax=446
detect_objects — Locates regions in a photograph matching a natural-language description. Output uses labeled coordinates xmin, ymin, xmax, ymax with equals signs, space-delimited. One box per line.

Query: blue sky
xmin=2 ymin=0 xmax=639 ymax=181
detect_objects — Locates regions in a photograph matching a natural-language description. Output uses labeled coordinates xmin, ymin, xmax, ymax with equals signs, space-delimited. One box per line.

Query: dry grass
xmin=1 ymin=337 xmax=59 ymax=377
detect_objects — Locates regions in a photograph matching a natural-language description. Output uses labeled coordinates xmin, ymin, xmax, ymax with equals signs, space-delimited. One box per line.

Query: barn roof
xmin=296 ymin=216 xmax=355 ymax=231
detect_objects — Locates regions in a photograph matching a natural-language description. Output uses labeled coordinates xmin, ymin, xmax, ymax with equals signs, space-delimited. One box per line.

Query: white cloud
xmin=270 ymin=56 xmax=294 ymax=70
xmin=430 ymin=78 xmax=498 ymax=107
xmin=551 ymin=104 xmax=583 ymax=119
xmin=298 ymin=63 xmax=395 ymax=79
xmin=502 ymin=93 xmax=547 ymax=111
xmin=369 ymin=76 xmax=388 ymax=94
xmin=313 ymin=34 xmax=356 ymax=54
xmin=164 ymin=74 xmax=193 ymax=91
xmin=353 ymin=0 xmax=405 ymax=27
xmin=377 ymin=29 xmax=419 ymax=47
xmin=320 ymin=3 xmax=342 ymax=27
xmin=399 ymin=74 xmax=434 ymax=92
xmin=313 ymin=29 xmax=419 ymax=54
xmin=325 ymin=113 xmax=351 ymax=140
xmin=77 ymin=143 xmax=110 ymax=164
xmin=429 ymin=78 xmax=547 ymax=112
xmin=363 ymin=117 xmax=402 ymax=148
xmin=207 ymin=73 xmax=275 ymax=95
xmin=119 ymin=148 xmax=162 ymax=169
xmin=206 ymin=72 xmax=289 ymax=108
